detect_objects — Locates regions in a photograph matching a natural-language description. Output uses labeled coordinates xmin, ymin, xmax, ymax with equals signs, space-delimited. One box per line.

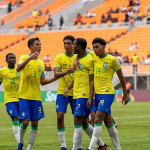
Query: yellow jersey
xmin=54 ymin=52 xmax=77 ymax=96
xmin=132 ymin=56 xmax=138 ymax=64
xmin=90 ymin=51 xmax=121 ymax=94
xmin=18 ymin=55 xmax=45 ymax=101
xmin=0 ymin=67 xmax=20 ymax=104
xmin=73 ymin=53 xmax=94 ymax=99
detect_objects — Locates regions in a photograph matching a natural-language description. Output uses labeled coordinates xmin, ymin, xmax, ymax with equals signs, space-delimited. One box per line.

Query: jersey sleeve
xmin=112 ymin=58 xmax=121 ymax=72
xmin=0 ymin=69 xmax=3 ymax=83
xmin=41 ymin=62 xmax=45 ymax=77
xmin=89 ymin=51 xmax=95 ymax=58
xmin=54 ymin=55 xmax=61 ymax=69
xmin=18 ymin=55 xmax=25 ymax=65
xmin=88 ymin=57 xmax=94 ymax=75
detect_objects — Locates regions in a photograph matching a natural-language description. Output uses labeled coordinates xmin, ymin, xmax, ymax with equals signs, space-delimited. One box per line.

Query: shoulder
xmin=55 ymin=53 xmax=64 ymax=60
xmin=20 ymin=54 xmax=29 ymax=60
xmin=38 ymin=59 xmax=44 ymax=65
xmin=0 ymin=67 xmax=7 ymax=73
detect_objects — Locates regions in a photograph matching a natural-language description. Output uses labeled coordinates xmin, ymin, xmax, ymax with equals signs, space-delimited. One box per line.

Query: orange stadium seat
xmin=0 ymin=28 xmax=127 ymax=68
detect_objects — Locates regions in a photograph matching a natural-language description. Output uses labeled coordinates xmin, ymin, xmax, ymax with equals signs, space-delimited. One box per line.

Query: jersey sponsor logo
xmin=106 ymin=90 xmax=109 ymax=92
xmin=94 ymin=61 xmax=97 ymax=62
xmin=16 ymin=72 xmax=20 ymax=78
xmin=79 ymin=64 xmax=83 ymax=70
xmin=27 ymin=65 xmax=31 ymax=67
xmin=38 ymin=66 xmax=42 ymax=72
xmin=4 ymin=75 xmax=8 ymax=78
xmin=63 ymin=64 xmax=67 ymax=66
xmin=103 ymin=62 xmax=108 ymax=68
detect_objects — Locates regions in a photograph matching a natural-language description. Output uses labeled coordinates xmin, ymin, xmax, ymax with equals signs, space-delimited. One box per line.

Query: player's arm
xmin=73 ymin=55 xmax=79 ymax=71
xmin=16 ymin=52 xmax=39 ymax=72
xmin=40 ymin=76 xmax=57 ymax=85
xmin=63 ymin=79 xmax=74 ymax=97
xmin=87 ymin=75 xmax=94 ymax=109
xmin=54 ymin=66 xmax=75 ymax=78
xmin=116 ymin=69 xmax=129 ymax=105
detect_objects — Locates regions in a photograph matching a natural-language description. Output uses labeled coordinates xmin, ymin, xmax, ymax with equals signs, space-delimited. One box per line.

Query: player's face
xmin=31 ymin=40 xmax=41 ymax=53
xmin=6 ymin=54 xmax=16 ymax=66
xmin=72 ymin=40 xmax=79 ymax=54
xmin=63 ymin=39 xmax=73 ymax=53
xmin=93 ymin=43 xmax=105 ymax=57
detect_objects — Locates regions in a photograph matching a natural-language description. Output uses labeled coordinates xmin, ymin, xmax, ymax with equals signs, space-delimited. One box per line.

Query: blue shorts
xmin=6 ymin=102 xmax=19 ymax=118
xmin=56 ymin=94 xmax=74 ymax=114
xmin=90 ymin=99 xmax=96 ymax=113
xmin=95 ymin=94 xmax=115 ymax=115
xmin=74 ymin=98 xmax=90 ymax=118
xmin=19 ymin=99 xmax=45 ymax=121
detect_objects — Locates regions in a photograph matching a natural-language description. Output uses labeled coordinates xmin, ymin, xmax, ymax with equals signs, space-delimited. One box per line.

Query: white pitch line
xmin=113 ymin=115 xmax=150 ymax=119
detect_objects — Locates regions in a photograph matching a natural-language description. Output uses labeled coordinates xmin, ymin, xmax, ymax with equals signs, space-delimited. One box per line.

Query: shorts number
xmin=38 ymin=107 xmax=42 ymax=114
xmin=100 ymin=100 xmax=104 ymax=106
xmin=33 ymin=71 xmax=37 ymax=77
xmin=76 ymin=104 xmax=80 ymax=110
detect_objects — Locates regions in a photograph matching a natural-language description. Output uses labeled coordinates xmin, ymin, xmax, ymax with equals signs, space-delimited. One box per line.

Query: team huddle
xmin=0 ymin=36 xmax=129 ymax=150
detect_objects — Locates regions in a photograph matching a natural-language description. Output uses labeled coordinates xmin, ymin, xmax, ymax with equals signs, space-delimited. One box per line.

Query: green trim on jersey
xmin=116 ymin=68 xmax=121 ymax=72
xmin=94 ymin=123 xmax=102 ymax=126
xmin=31 ymin=126 xmax=38 ymax=130
xmin=57 ymin=127 xmax=65 ymax=132
xmin=20 ymin=123 xmax=27 ymax=129
xmin=64 ymin=52 xmax=74 ymax=57
xmin=12 ymin=120 xmax=20 ymax=126
xmin=79 ymin=53 xmax=88 ymax=59
xmin=101 ymin=53 xmax=108 ymax=58
xmin=83 ymin=123 xmax=89 ymax=130
xmin=74 ymin=124 xmax=82 ymax=128
xmin=54 ymin=66 xmax=60 ymax=68
xmin=7 ymin=66 xmax=15 ymax=69
xmin=89 ymin=73 xmax=94 ymax=76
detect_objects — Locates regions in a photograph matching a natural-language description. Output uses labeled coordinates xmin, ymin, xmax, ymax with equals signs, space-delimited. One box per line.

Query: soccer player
xmin=0 ymin=53 xmax=20 ymax=144
xmin=54 ymin=35 xmax=76 ymax=150
xmin=64 ymin=38 xmax=94 ymax=150
xmin=16 ymin=37 xmax=57 ymax=150
xmin=87 ymin=38 xmax=129 ymax=150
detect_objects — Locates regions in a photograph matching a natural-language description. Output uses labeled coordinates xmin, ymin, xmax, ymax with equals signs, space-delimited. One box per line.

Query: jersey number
xmin=99 ymin=100 xmax=104 ymax=106
xmin=10 ymin=78 xmax=15 ymax=84
xmin=96 ymin=67 xmax=101 ymax=75
xmin=33 ymin=71 xmax=37 ymax=77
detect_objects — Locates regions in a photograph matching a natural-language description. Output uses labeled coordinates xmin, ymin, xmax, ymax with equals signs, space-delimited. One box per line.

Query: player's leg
xmin=56 ymin=94 xmax=69 ymax=150
xmin=72 ymin=98 xmax=88 ymax=150
xmin=6 ymin=102 xmax=20 ymax=143
xmin=88 ymin=94 xmax=109 ymax=150
xmin=17 ymin=99 xmax=30 ymax=150
xmin=26 ymin=100 xmax=45 ymax=150
xmin=112 ymin=117 xmax=118 ymax=128
xmin=83 ymin=117 xmax=108 ymax=150
xmin=104 ymin=94 xmax=121 ymax=150
xmin=89 ymin=99 xmax=96 ymax=127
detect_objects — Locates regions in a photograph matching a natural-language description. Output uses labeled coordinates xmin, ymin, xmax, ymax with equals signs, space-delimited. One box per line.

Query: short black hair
xmin=63 ymin=35 xmax=75 ymax=43
xmin=92 ymin=38 xmax=106 ymax=46
xmin=6 ymin=53 xmax=15 ymax=60
xmin=28 ymin=37 xmax=40 ymax=49
xmin=76 ymin=38 xmax=87 ymax=49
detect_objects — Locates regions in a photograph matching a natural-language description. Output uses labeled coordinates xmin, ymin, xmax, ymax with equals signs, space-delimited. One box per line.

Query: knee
xmin=57 ymin=113 xmax=64 ymax=123
xmin=31 ymin=120 xmax=38 ymax=127
xmin=74 ymin=116 xmax=83 ymax=125
xmin=22 ymin=119 xmax=30 ymax=127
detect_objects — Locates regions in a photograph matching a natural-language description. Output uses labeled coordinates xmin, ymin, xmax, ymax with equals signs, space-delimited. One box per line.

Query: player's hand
xmin=63 ymin=88 xmax=69 ymax=97
xmin=66 ymin=65 xmax=75 ymax=74
xmin=122 ymin=94 xmax=129 ymax=105
xmin=29 ymin=52 xmax=39 ymax=60
xmin=87 ymin=98 xmax=93 ymax=109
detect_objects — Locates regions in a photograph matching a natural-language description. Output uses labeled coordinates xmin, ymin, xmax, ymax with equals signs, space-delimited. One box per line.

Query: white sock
xmin=88 ymin=123 xmax=102 ymax=150
xmin=58 ymin=128 xmax=67 ymax=148
xmin=72 ymin=125 xmax=83 ymax=150
xmin=26 ymin=127 xmax=38 ymax=150
xmin=107 ymin=124 xmax=121 ymax=150
xmin=13 ymin=125 xmax=20 ymax=143
xmin=20 ymin=123 xmax=27 ymax=144
xmin=84 ymin=123 xmax=104 ymax=146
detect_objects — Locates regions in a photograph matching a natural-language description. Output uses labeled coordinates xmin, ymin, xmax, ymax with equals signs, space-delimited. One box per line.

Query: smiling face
xmin=63 ymin=39 xmax=73 ymax=53
xmin=93 ymin=43 xmax=105 ymax=57
xmin=30 ymin=40 xmax=41 ymax=54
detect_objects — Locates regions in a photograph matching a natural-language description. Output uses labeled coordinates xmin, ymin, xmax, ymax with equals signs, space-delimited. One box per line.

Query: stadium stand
xmin=14 ymin=0 xmax=79 ymax=31
xmin=74 ymin=0 xmax=150 ymax=27
xmin=0 ymin=28 xmax=127 ymax=68
xmin=0 ymin=33 xmax=28 ymax=51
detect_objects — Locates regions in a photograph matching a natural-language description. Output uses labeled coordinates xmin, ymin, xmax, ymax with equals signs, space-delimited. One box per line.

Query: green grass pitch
xmin=0 ymin=102 xmax=150 ymax=150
